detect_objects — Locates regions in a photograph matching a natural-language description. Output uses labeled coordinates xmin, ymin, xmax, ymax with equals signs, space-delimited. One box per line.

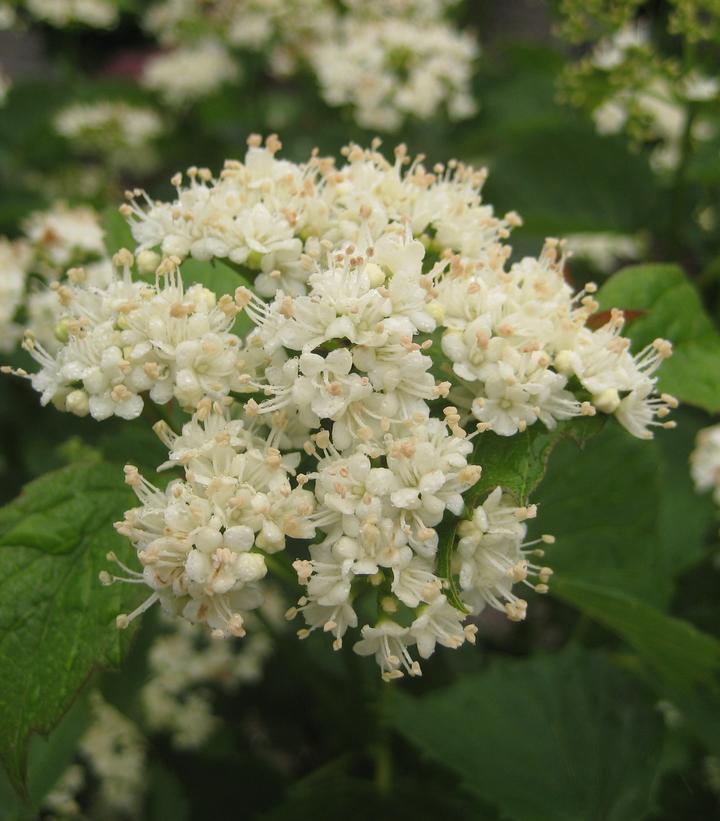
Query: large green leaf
xmin=533 ymin=416 xmax=713 ymax=607
xmin=386 ymin=648 xmax=665 ymax=821
xmin=538 ymin=415 xmax=720 ymax=756
xmin=0 ymin=463 xmax=144 ymax=794
xmin=597 ymin=264 xmax=720 ymax=412
xmin=553 ymin=578 xmax=720 ymax=755
xmin=554 ymin=580 xmax=720 ymax=689
xmin=0 ymin=690 xmax=90 ymax=819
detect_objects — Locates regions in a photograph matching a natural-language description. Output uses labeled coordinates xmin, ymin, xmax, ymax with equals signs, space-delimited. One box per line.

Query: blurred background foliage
xmin=1 ymin=1 xmax=720 ymax=820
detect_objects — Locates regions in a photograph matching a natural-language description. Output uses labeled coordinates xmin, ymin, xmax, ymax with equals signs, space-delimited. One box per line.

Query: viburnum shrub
xmin=4 ymin=134 xmax=677 ymax=680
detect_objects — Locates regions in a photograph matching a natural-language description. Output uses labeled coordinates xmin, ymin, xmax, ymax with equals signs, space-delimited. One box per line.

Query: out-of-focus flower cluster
xmin=557 ymin=4 xmax=720 ymax=173
xmin=6 ymin=0 xmax=478 ymax=131
xmin=54 ymin=101 xmax=163 ymax=172
xmin=691 ymin=423 xmax=720 ymax=506
xmin=42 ymin=609 xmax=277 ymax=819
xmin=141 ymin=0 xmax=478 ymax=128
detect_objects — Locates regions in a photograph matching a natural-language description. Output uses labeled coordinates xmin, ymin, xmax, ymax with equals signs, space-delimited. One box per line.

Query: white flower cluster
xmin=691 ymin=424 xmax=720 ymax=506
xmin=142 ymin=40 xmax=239 ymax=107
xmin=142 ymin=611 xmax=275 ymax=748
xmin=587 ymin=23 xmax=718 ymax=172
xmin=123 ymin=136 xmax=515 ymax=299
xmin=110 ymin=411 xmax=315 ymax=638
xmin=310 ymin=16 xmax=477 ymax=131
xmin=0 ymin=203 xmax=108 ymax=353
xmin=43 ymin=694 xmax=145 ymax=819
xmin=140 ymin=0 xmax=476 ymax=130
xmin=11 ymin=137 xmax=675 ymax=677
xmin=78 ymin=694 xmax=146 ymax=815
xmin=54 ymin=101 xmax=163 ymax=169
xmin=16 ymin=251 xmax=251 ymax=419
xmin=22 ymin=0 xmax=118 ymax=27
xmin=456 ymin=488 xmax=554 ymax=623
xmin=436 ymin=241 xmax=677 ymax=438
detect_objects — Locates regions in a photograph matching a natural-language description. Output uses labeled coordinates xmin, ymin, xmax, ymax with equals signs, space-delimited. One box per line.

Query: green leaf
xmin=0 ymin=691 xmax=90 ymax=819
xmin=145 ymin=759 xmax=190 ymax=821
xmin=435 ymin=416 xmax=604 ymax=611
xmin=101 ymin=206 xmax=135 ymax=256
xmin=552 ymin=578 xmax=720 ymax=755
xmin=180 ymin=258 xmax=254 ymax=337
xmin=597 ymin=264 xmax=720 ymax=412
xmin=554 ymin=580 xmax=720 ymax=689
xmin=385 ymin=647 xmax=665 ymax=821
xmin=0 ymin=463 xmax=144 ymax=794
xmin=534 ymin=415 xmax=713 ymax=607
xmin=261 ymin=762 xmax=488 ymax=821
xmin=472 ymin=415 xmax=605 ymax=504
xmin=540 ymin=414 xmax=720 ymax=756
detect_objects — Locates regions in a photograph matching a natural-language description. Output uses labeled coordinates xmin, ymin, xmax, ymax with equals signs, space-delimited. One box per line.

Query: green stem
xmin=374 ymin=721 xmax=393 ymax=796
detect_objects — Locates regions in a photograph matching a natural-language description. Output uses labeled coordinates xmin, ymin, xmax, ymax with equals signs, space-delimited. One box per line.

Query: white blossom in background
xmin=8 ymin=136 xmax=676 ymax=678
xmin=310 ymin=18 xmax=477 ymax=130
xmin=341 ymin=0 xmax=460 ymax=17
xmin=141 ymin=0 xmax=478 ymax=130
xmin=23 ymin=203 xmax=105 ymax=270
xmin=691 ymin=424 xmax=720 ymax=506
xmin=584 ymin=23 xmax=718 ymax=173
xmin=0 ymin=3 xmax=16 ymax=28
xmin=0 ymin=66 xmax=10 ymax=106
xmin=79 ymin=694 xmax=146 ymax=815
xmin=565 ymin=232 xmax=644 ymax=273
xmin=43 ymin=695 xmax=145 ymax=818
xmin=142 ymin=40 xmax=239 ymax=106
xmin=43 ymin=765 xmax=85 ymax=818
xmin=23 ymin=0 xmax=119 ymax=27
xmin=142 ymin=607 xmax=277 ymax=748
xmin=0 ymin=239 xmax=31 ymax=352
xmin=54 ymin=101 xmax=163 ymax=170
xmin=44 ymin=605 xmax=280 ymax=814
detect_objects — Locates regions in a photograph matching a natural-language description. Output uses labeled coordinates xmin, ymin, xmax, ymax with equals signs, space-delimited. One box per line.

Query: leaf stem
xmin=374 ymin=712 xmax=393 ymax=796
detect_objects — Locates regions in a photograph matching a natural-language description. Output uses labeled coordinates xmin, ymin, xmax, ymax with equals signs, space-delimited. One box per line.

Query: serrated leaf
xmin=471 ymin=415 xmax=605 ymax=504
xmin=0 ymin=463 xmax=144 ymax=794
xmin=0 ymin=692 xmax=89 ymax=819
xmin=385 ymin=647 xmax=665 ymax=821
xmin=538 ymin=414 xmax=720 ymax=756
xmin=597 ymin=264 xmax=720 ymax=412
xmin=533 ymin=415 xmax=713 ymax=607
